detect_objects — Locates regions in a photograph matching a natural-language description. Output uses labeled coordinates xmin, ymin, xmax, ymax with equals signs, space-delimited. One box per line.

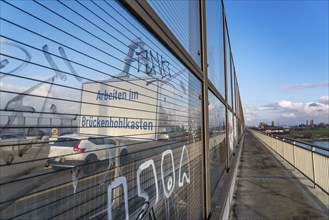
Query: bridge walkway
xmin=229 ymin=130 xmax=329 ymax=219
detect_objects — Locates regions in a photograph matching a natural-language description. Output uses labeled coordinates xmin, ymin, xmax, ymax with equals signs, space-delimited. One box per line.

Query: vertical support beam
xmin=199 ymin=0 xmax=211 ymax=218
xmin=311 ymin=146 xmax=316 ymax=188
xmin=223 ymin=6 xmax=230 ymax=172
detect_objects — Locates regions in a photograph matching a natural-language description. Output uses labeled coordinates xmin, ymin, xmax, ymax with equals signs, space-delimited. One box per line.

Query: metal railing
xmin=250 ymin=130 xmax=329 ymax=194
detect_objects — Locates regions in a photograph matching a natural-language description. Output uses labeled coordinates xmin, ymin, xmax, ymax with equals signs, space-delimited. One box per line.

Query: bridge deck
xmin=230 ymin=131 xmax=329 ymax=219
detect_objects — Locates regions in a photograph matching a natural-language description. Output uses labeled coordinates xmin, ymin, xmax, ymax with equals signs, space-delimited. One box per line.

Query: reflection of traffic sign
xmin=52 ymin=128 xmax=58 ymax=137
xmin=80 ymin=78 xmax=159 ymax=140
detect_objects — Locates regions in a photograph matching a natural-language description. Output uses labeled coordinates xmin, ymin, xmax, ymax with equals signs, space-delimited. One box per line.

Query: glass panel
xmin=228 ymin=111 xmax=234 ymax=158
xmin=208 ymin=91 xmax=226 ymax=208
xmin=226 ymin=30 xmax=232 ymax=107
xmin=0 ymin=1 xmax=204 ymax=219
xmin=206 ymin=1 xmax=225 ymax=96
xmin=234 ymin=116 xmax=238 ymax=146
xmin=147 ymin=0 xmax=200 ymax=67
xmin=232 ymin=69 xmax=236 ymax=113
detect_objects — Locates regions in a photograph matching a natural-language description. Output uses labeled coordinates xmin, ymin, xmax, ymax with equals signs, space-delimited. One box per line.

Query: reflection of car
xmin=0 ymin=133 xmax=26 ymax=141
xmin=46 ymin=134 xmax=128 ymax=174
xmin=158 ymin=126 xmax=188 ymax=141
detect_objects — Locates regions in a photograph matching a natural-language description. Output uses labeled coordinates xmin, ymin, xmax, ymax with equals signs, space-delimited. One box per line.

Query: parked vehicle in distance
xmin=158 ymin=126 xmax=188 ymax=141
xmin=46 ymin=134 xmax=128 ymax=174
xmin=0 ymin=133 xmax=26 ymax=141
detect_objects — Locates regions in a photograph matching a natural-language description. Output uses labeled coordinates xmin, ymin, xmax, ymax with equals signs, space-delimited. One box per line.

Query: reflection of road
xmin=0 ymin=139 xmax=190 ymax=219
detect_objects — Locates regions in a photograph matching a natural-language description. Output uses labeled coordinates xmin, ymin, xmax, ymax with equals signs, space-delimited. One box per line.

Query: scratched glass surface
xmin=0 ymin=1 xmax=204 ymax=219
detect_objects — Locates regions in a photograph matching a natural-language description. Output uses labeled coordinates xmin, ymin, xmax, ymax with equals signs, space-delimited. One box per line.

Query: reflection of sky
xmin=147 ymin=0 xmax=200 ymax=67
xmin=1 ymin=1 xmax=203 ymax=130
xmin=208 ymin=91 xmax=226 ymax=130
xmin=206 ymin=1 xmax=225 ymax=96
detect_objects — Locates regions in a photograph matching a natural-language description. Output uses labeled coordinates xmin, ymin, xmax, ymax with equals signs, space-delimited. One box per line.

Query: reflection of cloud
xmin=208 ymin=103 xmax=215 ymax=111
xmin=0 ymin=37 xmax=7 ymax=44
xmin=1 ymin=81 xmax=81 ymax=115
xmin=283 ymin=81 xmax=329 ymax=90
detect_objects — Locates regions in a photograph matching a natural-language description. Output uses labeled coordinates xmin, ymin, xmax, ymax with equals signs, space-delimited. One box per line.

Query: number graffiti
xmin=107 ymin=145 xmax=191 ymax=220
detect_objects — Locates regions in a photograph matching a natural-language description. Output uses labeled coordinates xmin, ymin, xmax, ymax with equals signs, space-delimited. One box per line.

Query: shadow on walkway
xmin=230 ymin=130 xmax=329 ymax=219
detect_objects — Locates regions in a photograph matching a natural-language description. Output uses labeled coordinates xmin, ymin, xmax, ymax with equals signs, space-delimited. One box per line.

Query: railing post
xmin=292 ymin=141 xmax=296 ymax=170
xmin=311 ymin=146 xmax=316 ymax=188
xmin=282 ymin=139 xmax=285 ymax=159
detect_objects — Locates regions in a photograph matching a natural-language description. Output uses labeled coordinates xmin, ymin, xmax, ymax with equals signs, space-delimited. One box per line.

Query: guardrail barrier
xmin=250 ymin=130 xmax=329 ymax=194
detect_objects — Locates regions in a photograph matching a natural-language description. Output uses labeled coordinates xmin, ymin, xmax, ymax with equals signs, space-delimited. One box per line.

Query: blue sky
xmin=225 ymin=0 xmax=329 ymax=126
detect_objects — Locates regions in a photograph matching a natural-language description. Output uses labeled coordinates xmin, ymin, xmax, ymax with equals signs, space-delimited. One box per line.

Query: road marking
xmin=16 ymin=167 xmax=116 ymax=202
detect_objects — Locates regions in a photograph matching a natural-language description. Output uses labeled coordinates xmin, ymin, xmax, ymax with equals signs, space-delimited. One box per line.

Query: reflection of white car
xmin=46 ymin=134 xmax=128 ymax=174
xmin=158 ymin=126 xmax=188 ymax=141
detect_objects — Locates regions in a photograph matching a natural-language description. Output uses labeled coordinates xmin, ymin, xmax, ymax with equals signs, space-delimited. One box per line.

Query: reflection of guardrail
xmin=250 ymin=130 xmax=329 ymax=194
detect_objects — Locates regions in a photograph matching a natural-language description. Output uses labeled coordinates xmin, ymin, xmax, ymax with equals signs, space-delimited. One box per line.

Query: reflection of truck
xmin=79 ymin=77 xmax=177 ymax=141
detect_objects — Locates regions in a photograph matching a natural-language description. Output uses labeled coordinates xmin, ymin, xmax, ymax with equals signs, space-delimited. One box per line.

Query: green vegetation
xmin=289 ymin=128 xmax=329 ymax=139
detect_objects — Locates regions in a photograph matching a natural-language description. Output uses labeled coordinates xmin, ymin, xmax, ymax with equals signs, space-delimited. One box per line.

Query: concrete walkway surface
xmin=230 ymin=130 xmax=329 ymax=219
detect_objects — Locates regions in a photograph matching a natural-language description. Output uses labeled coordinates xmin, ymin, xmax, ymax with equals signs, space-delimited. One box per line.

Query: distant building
xmin=259 ymin=122 xmax=267 ymax=130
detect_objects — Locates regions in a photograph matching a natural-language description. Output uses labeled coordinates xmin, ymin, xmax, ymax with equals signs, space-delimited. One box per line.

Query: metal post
xmin=293 ymin=141 xmax=296 ymax=170
xmin=223 ymin=4 xmax=230 ymax=173
xmin=113 ymin=139 xmax=122 ymax=217
xmin=282 ymin=139 xmax=285 ymax=158
xmin=311 ymin=146 xmax=316 ymax=188
xmin=199 ymin=0 xmax=211 ymax=217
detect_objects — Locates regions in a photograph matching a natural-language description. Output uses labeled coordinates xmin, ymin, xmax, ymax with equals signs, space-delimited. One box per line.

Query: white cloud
xmin=247 ymin=96 xmax=329 ymax=125
xmin=245 ymin=112 xmax=257 ymax=122
xmin=283 ymin=81 xmax=329 ymax=90
xmin=281 ymin=112 xmax=296 ymax=118
xmin=319 ymin=96 xmax=329 ymax=105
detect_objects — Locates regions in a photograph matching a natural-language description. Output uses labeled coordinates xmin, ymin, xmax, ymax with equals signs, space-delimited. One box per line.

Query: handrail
xmin=258 ymin=131 xmax=329 ymax=157
xmin=250 ymin=129 xmax=329 ymax=194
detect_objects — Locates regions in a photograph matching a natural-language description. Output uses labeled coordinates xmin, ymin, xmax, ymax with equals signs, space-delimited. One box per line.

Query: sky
xmin=224 ymin=0 xmax=329 ymax=126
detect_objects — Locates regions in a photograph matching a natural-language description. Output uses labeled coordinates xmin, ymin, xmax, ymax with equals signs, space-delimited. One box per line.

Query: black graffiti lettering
xmin=120 ymin=38 xmax=147 ymax=77
xmin=0 ymin=59 xmax=9 ymax=69
xmin=161 ymin=60 xmax=171 ymax=79
xmin=136 ymin=49 xmax=148 ymax=73
xmin=42 ymin=45 xmax=67 ymax=81
xmin=0 ymin=43 xmax=31 ymax=80
xmin=58 ymin=47 xmax=82 ymax=82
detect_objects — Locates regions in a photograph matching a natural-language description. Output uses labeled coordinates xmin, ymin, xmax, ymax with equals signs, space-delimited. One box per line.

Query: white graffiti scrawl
xmin=106 ymin=145 xmax=191 ymax=220
xmin=178 ymin=145 xmax=190 ymax=187
xmin=161 ymin=150 xmax=175 ymax=198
